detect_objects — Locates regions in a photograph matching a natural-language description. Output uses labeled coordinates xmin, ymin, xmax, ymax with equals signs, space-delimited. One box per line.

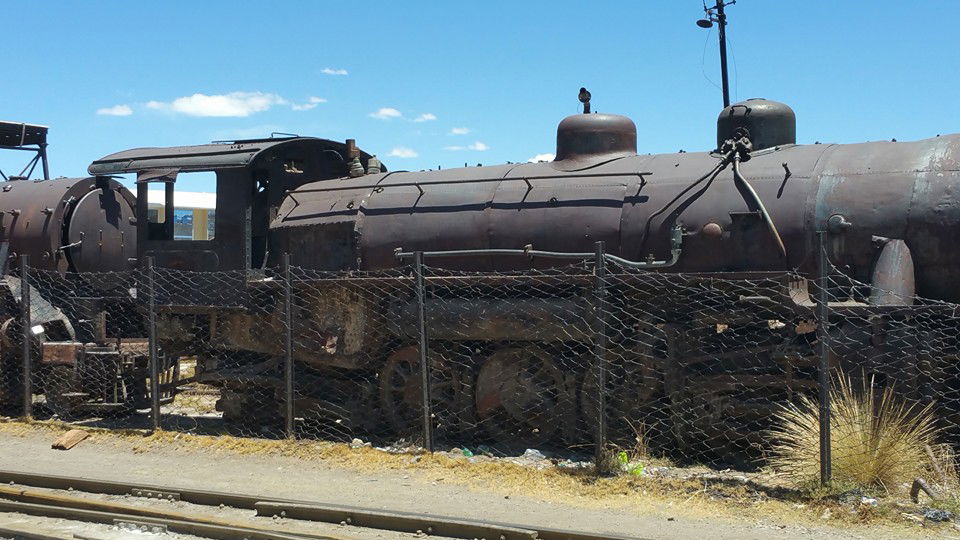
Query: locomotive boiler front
xmin=0 ymin=176 xmax=136 ymax=273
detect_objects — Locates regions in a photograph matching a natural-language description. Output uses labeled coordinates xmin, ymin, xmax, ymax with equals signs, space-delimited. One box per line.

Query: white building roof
xmin=147 ymin=190 xmax=216 ymax=210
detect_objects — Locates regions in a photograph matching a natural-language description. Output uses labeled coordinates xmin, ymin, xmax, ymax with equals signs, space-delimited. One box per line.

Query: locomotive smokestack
xmin=345 ymin=139 xmax=359 ymax=158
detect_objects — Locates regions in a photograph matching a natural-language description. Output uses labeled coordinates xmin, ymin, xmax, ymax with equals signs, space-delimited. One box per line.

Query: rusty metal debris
xmin=910 ymin=478 xmax=940 ymax=504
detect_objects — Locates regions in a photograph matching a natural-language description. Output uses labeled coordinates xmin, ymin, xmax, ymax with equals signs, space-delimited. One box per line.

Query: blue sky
xmin=1 ymin=1 xmax=957 ymax=192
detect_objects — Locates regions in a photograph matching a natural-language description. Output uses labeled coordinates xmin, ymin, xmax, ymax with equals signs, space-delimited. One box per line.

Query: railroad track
xmin=0 ymin=470 xmax=644 ymax=540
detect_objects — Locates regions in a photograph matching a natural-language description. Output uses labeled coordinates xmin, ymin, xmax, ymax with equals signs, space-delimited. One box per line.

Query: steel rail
xmin=0 ymin=499 xmax=316 ymax=540
xmin=0 ymin=484 xmax=332 ymax=536
xmin=0 ymin=469 xmax=645 ymax=540
xmin=0 ymin=524 xmax=66 ymax=540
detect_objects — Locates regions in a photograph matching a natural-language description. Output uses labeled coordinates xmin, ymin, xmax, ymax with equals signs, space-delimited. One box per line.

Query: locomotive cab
xmin=89 ymin=137 xmax=383 ymax=278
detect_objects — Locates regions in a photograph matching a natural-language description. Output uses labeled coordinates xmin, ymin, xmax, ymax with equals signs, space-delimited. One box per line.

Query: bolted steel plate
xmin=67 ymin=186 xmax=137 ymax=273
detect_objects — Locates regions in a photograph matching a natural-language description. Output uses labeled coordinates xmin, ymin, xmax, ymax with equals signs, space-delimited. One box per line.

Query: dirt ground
xmin=0 ymin=422 xmax=951 ymax=540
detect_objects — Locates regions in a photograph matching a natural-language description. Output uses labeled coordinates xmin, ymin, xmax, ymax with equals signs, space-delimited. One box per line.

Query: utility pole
xmin=697 ymin=0 xmax=736 ymax=108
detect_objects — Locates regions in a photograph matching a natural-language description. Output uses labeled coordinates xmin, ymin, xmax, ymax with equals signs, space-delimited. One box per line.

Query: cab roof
xmin=88 ymin=136 xmax=377 ymax=175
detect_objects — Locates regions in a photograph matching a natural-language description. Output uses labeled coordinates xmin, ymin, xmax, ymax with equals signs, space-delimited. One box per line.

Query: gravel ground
xmin=0 ymin=426 xmax=944 ymax=540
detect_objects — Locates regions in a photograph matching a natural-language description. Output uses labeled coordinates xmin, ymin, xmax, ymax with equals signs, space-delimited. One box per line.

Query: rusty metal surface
xmin=716 ymin=98 xmax=796 ymax=151
xmin=0 ymin=121 xmax=47 ymax=147
xmin=272 ymin=142 xmax=812 ymax=271
xmin=273 ymin=125 xmax=960 ymax=302
xmin=0 ymin=120 xmax=50 ymax=181
xmin=554 ymin=113 xmax=636 ymax=163
xmin=88 ymin=137 xmax=384 ymax=176
xmin=389 ymin=297 xmax=593 ymax=341
xmin=67 ymin=181 xmax=137 ymax=273
xmin=88 ymin=137 xmax=384 ymax=273
xmin=40 ymin=342 xmax=80 ymax=367
xmin=0 ymin=176 xmax=136 ymax=273
xmin=811 ymin=135 xmax=960 ymax=301
xmin=869 ymin=239 xmax=915 ymax=306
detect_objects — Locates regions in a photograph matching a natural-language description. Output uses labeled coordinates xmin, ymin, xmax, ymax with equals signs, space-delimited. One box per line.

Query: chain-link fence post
xmin=20 ymin=254 xmax=32 ymax=419
xmin=593 ymin=241 xmax=608 ymax=472
xmin=414 ymin=251 xmax=434 ymax=452
xmin=145 ymin=256 xmax=161 ymax=431
xmin=282 ymin=253 xmax=295 ymax=439
xmin=816 ymin=231 xmax=832 ymax=486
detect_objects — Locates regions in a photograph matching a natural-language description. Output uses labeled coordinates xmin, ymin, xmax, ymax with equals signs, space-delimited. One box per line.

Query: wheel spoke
xmin=476 ymin=346 xmax=565 ymax=445
xmin=380 ymin=345 xmax=459 ymax=435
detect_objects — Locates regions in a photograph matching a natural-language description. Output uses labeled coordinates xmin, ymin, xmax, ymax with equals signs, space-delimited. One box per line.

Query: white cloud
xmin=321 ymin=68 xmax=348 ymax=75
xmin=413 ymin=113 xmax=437 ymax=122
xmin=369 ymin=107 xmax=402 ymax=120
xmin=96 ymin=104 xmax=133 ymax=116
xmin=146 ymin=92 xmax=286 ymax=117
xmin=449 ymin=127 xmax=471 ymax=135
xmin=292 ymin=96 xmax=327 ymax=111
xmin=444 ymin=141 xmax=490 ymax=151
xmin=527 ymin=153 xmax=555 ymax=163
xmin=389 ymin=146 xmax=418 ymax=158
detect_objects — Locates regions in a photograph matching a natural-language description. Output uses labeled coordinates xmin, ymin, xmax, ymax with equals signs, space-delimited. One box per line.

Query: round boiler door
xmin=66 ymin=187 xmax=137 ymax=273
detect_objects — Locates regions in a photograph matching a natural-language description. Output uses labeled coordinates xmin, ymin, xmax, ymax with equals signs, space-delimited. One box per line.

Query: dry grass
xmin=0 ymin=418 xmax=937 ymax=535
xmin=919 ymin=443 xmax=960 ymax=515
xmin=622 ymin=417 xmax=650 ymax=462
xmin=169 ymin=389 xmax=219 ymax=415
xmin=769 ymin=374 xmax=939 ymax=493
xmin=924 ymin=443 xmax=959 ymax=491
xmin=604 ymin=418 xmax=661 ymax=476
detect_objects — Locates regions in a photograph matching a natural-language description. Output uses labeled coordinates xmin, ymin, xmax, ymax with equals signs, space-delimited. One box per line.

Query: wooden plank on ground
xmin=51 ymin=429 xmax=89 ymax=450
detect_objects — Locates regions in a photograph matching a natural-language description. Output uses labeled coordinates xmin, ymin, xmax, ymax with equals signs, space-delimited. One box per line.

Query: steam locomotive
xmin=1 ymin=97 xmax=957 ymax=455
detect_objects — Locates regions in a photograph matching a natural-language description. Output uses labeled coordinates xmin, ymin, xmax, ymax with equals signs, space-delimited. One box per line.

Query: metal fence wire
xmin=3 ymin=240 xmax=958 ymax=483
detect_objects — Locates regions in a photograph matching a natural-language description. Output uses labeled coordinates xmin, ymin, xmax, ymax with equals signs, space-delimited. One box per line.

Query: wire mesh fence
xmin=2 ymin=243 xmax=957 ymax=484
